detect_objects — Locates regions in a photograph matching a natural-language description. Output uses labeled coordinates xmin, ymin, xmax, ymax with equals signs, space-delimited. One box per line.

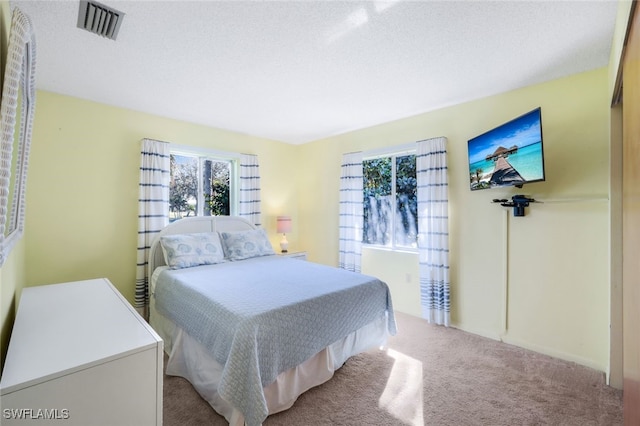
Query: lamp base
xmin=280 ymin=234 xmax=289 ymax=253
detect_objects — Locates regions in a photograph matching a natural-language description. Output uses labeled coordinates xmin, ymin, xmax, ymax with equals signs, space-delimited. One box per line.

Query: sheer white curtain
xmin=338 ymin=152 xmax=363 ymax=272
xmin=417 ymin=137 xmax=450 ymax=326
xmin=239 ymin=154 xmax=261 ymax=227
xmin=135 ymin=139 xmax=170 ymax=317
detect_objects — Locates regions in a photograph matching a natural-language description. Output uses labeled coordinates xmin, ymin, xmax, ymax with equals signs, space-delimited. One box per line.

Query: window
xmin=169 ymin=152 xmax=236 ymax=221
xmin=363 ymin=152 xmax=417 ymax=249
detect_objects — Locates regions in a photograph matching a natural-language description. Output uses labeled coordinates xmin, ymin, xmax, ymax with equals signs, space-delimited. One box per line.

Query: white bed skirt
xmin=150 ymin=301 xmax=389 ymax=425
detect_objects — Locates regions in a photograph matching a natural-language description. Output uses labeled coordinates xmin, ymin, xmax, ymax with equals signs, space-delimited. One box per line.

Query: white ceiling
xmin=11 ymin=0 xmax=619 ymax=144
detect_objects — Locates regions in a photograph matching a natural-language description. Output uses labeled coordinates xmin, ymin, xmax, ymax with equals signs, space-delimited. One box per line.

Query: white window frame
xmin=169 ymin=144 xmax=240 ymax=217
xmin=362 ymin=143 xmax=417 ymax=253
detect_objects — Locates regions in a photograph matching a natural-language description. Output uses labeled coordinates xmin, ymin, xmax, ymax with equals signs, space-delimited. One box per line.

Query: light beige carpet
xmin=163 ymin=312 xmax=622 ymax=425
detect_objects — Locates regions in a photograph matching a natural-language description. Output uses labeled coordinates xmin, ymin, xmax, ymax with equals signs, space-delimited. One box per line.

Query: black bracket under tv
xmin=492 ymin=195 xmax=539 ymax=217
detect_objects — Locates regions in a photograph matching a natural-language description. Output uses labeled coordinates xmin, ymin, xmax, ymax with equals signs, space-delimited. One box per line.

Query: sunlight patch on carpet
xmin=378 ymin=348 xmax=424 ymax=426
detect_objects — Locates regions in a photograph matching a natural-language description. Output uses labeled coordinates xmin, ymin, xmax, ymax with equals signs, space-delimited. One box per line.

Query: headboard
xmin=148 ymin=215 xmax=256 ymax=277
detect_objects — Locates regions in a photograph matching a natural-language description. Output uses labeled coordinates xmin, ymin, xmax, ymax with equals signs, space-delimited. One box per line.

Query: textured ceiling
xmin=11 ymin=1 xmax=618 ymax=144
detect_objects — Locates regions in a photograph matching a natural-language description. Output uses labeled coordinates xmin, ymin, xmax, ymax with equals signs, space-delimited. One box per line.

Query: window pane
xmin=395 ymin=154 xmax=417 ymax=247
xmin=203 ymin=159 xmax=230 ymax=216
xmin=363 ymin=157 xmax=392 ymax=246
xmin=169 ymin=154 xmax=198 ymax=221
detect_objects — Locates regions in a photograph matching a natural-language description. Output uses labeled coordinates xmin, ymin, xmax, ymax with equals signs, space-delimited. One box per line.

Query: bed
xmin=148 ymin=216 xmax=396 ymax=426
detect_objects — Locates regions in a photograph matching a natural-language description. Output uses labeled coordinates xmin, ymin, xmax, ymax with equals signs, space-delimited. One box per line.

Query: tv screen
xmin=468 ymin=107 xmax=545 ymax=191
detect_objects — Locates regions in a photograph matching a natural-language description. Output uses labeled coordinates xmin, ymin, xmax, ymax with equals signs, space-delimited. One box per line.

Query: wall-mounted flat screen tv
xmin=468 ymin=107 xmax=545 ymax=191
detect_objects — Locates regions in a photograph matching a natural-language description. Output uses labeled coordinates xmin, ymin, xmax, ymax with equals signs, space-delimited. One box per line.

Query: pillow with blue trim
xmin=220 ymin=228 xmax=275 ymax=261
xmin=160 ymin=232 xmax=226 ymax=269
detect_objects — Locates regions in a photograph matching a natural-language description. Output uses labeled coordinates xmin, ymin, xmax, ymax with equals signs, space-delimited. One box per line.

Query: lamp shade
xmin=276 ymin=216 xmax=292 ymax=233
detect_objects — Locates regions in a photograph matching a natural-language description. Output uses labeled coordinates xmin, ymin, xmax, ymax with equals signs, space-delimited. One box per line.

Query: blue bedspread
xmin=153 ymin=255 xmax=396 ymax=426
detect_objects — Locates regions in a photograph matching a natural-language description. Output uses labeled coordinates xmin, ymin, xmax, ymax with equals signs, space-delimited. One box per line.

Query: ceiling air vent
xmin=77 ymin=0 xmax=125 ymax=40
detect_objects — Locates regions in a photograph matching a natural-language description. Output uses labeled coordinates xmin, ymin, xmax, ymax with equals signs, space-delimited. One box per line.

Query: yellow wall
xmin=24 ymin=91 xmax=300 ymax=303
xmin=298 ymin=67 xmax=611 ymax=372
xmin=0 ymin=237 xmax=24 ymax=368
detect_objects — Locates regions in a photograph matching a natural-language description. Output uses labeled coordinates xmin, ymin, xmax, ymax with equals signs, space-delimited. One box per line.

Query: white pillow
xmin=220 ymin=228 xmax=275 ymax=261
xmin=160 ymin=232 xmax=225 ymax=269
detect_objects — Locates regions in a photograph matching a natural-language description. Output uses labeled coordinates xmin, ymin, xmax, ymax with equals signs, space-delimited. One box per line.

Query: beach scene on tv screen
xmin=468 ymin=109 xmax=544 ymax=191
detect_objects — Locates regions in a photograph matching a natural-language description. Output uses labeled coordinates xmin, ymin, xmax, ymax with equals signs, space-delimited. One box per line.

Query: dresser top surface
xmin=0 ymin=278 xmax=161 ymax=393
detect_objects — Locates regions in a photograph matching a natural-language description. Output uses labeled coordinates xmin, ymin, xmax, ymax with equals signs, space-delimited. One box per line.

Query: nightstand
xmin=278 ymin=251 xmax=307 ymax=260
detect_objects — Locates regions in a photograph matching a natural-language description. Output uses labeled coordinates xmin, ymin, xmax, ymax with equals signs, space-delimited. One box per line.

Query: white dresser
xmin=0 ymin=278 xmax=163 ymax=425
